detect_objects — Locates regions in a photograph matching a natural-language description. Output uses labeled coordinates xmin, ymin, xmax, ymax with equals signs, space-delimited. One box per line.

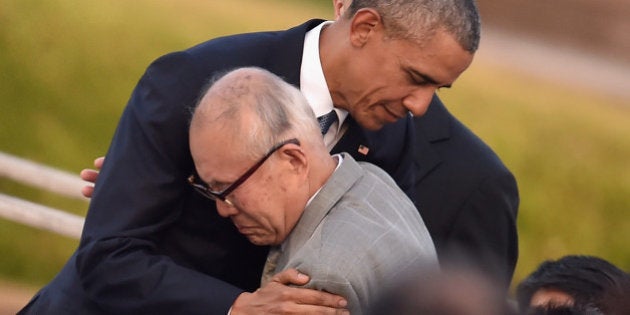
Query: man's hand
xmin=231 ymin=269 xmax=349 ymax=315
xmin=80 ymin=156 xmax=104 ymax=198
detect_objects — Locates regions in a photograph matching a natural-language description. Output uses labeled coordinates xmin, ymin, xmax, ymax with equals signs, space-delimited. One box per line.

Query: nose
xmin=402 ymin=88 xmax=435 ymax=117
xmin=215 ymin=199 xmax=238 ymax=218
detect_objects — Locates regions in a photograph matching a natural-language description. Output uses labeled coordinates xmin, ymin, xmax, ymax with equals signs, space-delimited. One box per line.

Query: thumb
xmin=272 ymin=268 xmax=310 ymax=286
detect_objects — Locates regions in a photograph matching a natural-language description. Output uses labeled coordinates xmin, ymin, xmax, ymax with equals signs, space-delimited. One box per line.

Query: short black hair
xmin=526 ymin=304 xmax=603 ymax=315
xmin=516 ymin=255 xmax=630 ymax=312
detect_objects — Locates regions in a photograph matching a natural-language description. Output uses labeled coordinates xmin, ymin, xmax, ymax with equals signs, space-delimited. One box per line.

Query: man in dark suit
xmin=20 ymin=0 xmax=518 ymax=314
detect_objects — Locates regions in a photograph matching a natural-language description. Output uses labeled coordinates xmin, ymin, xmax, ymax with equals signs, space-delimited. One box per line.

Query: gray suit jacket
xmin=274 ymin=154 xmax=438 ymax=315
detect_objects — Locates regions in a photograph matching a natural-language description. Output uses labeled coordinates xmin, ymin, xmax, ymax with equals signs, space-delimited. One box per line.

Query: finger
xmin=81 ymin=185 xmax=94 ymax=198
xmin=233 ymin=287 xmax=349 ymax=315
xmin=270 ymin=270 xmax=347 ymax=309
xmin=253 ymin=301 xmax=349 ymax=315
xmin=80 ymin=169 xmax=99 ymax=182
xmin=94 ymin=156 xmax=105 ymax=170
xmin=271 ymin=268 xmax=310 ymax=286
xmin=287 ymin=304 xmax=350 ymax=315
xmin=262 ymin=280 xmax=348 ymax=311
xmin=290 ymin=286 xmax=348 ymax=310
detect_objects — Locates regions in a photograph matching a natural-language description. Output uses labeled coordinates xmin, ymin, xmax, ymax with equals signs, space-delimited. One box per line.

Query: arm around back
xmin=75 ymin=51 xmax=254 ymax=314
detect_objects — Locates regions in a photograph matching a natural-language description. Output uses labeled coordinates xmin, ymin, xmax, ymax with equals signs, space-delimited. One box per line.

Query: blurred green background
xmin=1 ymin=0 xmax=628 ymax=302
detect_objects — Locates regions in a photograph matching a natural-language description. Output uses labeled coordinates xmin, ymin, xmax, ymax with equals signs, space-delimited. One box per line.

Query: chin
xmin=247 ymin=237 xmax=268 ymax=246
xmin=357 ymin=117 xmax=386 ymax=131
xmin=367 ymin=124 xmax=385 ymax=131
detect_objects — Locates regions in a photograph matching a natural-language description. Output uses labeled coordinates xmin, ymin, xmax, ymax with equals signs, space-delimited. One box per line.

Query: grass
xmin=1 ymin=0 xmax=628 ymax=293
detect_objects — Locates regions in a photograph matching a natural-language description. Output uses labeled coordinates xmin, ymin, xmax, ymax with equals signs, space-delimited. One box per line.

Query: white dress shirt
xmin=300 ymin=21 xmax=348 ymax=150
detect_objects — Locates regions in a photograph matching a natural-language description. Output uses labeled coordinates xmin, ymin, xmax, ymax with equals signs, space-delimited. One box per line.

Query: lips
xmin=232 ymin=221 xmax=251 ymax=233
xmin=235 ymin=224 xmax=251 ymax=234
xmin=382 ymin=104 xmax=405 ymax=121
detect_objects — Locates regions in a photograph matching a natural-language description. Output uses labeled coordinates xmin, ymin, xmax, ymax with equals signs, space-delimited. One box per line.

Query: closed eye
xmin=208 ymin=180 xmax=230 ymax=192
xmin=406 ymin=68 xmax=452 ymax=89
xmin=407 ymin=71 xmax=429 ymax=86
xmin=407 ymin=68 xmax=436 ymax=85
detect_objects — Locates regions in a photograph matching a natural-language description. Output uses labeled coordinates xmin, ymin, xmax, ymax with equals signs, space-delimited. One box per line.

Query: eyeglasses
xmin=188 ymin=138 xmax=300 ymax=206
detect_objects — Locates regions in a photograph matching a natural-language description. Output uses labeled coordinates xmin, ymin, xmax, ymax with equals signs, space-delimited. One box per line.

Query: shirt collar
xmin=282 ymin=153 xmax=344 ymax=254
xmin=300 ymin=21 xmax=348 ymax=128
xmin=305 ymin=154 xmax=343 ymax=207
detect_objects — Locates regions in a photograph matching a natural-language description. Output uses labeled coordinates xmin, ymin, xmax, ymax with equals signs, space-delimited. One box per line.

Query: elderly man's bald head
xmin=190 ymin=67 xmax=322 ymax=158
xmin=188 ymin=67 xmax=338 ymax=246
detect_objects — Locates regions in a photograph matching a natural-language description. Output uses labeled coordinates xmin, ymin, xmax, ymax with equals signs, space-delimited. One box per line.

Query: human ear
xmin=349 ymin=8 xmax=381 ymax=47
xmin=278 ymin=144 xmax=309 ymax=177
xmin=333 ymin=0 xmax=346 ymax=20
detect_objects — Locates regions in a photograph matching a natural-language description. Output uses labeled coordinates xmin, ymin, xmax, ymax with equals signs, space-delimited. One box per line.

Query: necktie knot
xmin=317 ymin=110 xmax=338 ymax=135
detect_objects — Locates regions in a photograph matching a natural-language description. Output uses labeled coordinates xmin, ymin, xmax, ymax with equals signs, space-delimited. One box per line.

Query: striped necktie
xmin=317 ymin=110 xmax=338 ymax=135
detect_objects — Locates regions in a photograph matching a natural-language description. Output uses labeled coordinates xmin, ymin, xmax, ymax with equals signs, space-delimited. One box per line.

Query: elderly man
xmin=188 ymin=67 xmax=438 ymax=315
xmin=21 ymin=0 xmax=518 ymax=314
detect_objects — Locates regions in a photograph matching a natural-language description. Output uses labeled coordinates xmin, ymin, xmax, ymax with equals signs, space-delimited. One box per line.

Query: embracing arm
xmin=232 ymin=269 xmax=348 ymax=315
xmin=75 ymin=50 xmax=349 ymax=315
xmin=75 ymin=51 xmax=244 ymax=314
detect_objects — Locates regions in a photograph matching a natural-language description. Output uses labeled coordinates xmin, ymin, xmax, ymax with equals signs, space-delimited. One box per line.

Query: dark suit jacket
xmin=412 ymin=98 xmax=519 ymax=285
xmin=20 ymin=19 xmax=518 ymax=315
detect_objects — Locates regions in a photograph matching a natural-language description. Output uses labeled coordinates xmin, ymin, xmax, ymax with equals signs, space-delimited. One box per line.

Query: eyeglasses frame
xmin=188 ymin=138 xmax=300 ymax=206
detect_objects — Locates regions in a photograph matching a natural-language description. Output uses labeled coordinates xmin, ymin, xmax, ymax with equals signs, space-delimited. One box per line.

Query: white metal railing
xmin=0 ymin=151 xmax=86 ymax=239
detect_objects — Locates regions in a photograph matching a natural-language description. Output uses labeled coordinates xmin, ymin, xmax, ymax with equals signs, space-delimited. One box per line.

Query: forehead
xmin=190 ymin=125 xmax=251 ymax=180
xmin=387 ymin=31 xmax=473 ymax=81
xmin=530 ymin=288 xmax=574 ymax=307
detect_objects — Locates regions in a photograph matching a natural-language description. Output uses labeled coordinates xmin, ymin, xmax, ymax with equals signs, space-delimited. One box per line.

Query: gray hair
xmin=191 ymin=67 xmax=321 ymax=159
xmin=345 ymin=0 xmax=481 ymax=52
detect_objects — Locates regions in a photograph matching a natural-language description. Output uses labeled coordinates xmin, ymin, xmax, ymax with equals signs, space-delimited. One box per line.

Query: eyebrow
xmin=408 ymin=68 xmax=452 ymax=89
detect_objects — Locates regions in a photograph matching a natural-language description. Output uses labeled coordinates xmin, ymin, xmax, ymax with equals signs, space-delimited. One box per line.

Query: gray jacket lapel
xmin=279 ymin=154 xmax=362 ymax=265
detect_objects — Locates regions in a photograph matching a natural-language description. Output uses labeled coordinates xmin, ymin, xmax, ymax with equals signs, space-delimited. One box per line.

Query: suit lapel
xmin=265 ymin=19 xmax=326 ymax=87
xmin=279 ymin=154 xmax=363 ymax=267
xmin=412 ymin=95 xmax=451 ymax=181
xmin=330 ymin=117 xmax=370 ymax=160
xmin=333 ymin=115 xmax=419 ymax=199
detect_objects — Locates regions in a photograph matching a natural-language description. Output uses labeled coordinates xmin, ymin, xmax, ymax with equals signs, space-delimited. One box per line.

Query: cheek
xmin=257 ymin=175 xmax=279 ymax=200
xmin=261 ymin=171 xmax=295 ymax=196
xmin=234 ymin=200 xmax=277 ymax=234
xmin=279 ymin=183 xmax=289 ymax=193
xmin=241 ymin=176 xmax=283 ymax=219
xmin=363 ymin=86 xmax=413 ymax=110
